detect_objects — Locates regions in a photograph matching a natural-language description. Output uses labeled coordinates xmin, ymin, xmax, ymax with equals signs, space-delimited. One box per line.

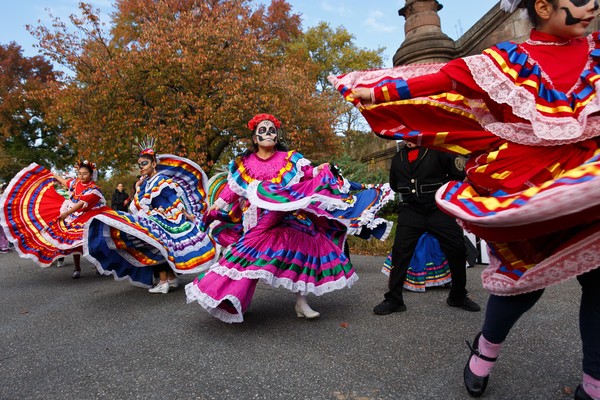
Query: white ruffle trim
xmin=208 ymin=264 xmax=359 ymax=296
xmin=244 ymin=179 xmax=352 ymax=215
xmin=213 ymin=198 xmax=227 ymax=210
xmin=226 ymin=154 xmax=307 ymax=199
xmin=328 ymin=63 xmax=445 ymax=98
xmin=135 ymin=174 xmax=190 ymax=222
xmin=185 ymin=282 xmax=244 ymax=323
xmin=358 ymin=184 xmax=395 ymax=226
xmin=354 ymin=219 xmax=394 ymax=241
xmin=483 ymin=229 xmax=600 ymax=295
xmin=465 ymin=53 xmax=600 ymax=145
xmin=82 ymin=213 xmax=218 ymax=276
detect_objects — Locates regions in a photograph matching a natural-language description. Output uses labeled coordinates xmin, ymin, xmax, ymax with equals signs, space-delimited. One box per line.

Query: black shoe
xmin=464 ymin=332 xmax=497 ymax=398
xmin=373 ymin=300 xmax=406 ymax=315
xmin=447 ymin=296 xmax=481 ymax=312
xmin=575 ymin=384 xmax=594 ymax=400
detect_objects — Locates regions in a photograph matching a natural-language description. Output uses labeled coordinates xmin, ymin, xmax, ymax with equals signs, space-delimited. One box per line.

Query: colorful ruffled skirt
xmin=83 ymin=155 xmax=217 ymax=287
xmin=0 ymin=163 xmax=108 ymax=266
xmin=435 ymin=151 xmax=600 ymax=295
xmin=382 ymin=232 xmax=451 ymax=292
xmin=331 ymin=183 xmax=394 ymax=241
xmin=330 ymin=66 xmax=600 ymax=296
xmin=186 ymin=210 xmax=357 ymax=323
xmin=84 ymin=210 xmax=218 ymax=287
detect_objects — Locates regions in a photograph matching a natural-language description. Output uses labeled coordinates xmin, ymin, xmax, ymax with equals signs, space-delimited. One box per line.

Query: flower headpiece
xmin=247 ymin=114 xmax=281 ymax=132
xmin=138 ymin=137 xmax=156 ymax=157
xmin=500 ymin=0 xmax=525 ymax=12
xmin=76 ymin=159 xmax=96 ymax=171
xmin=76 ymin=159 xmax=98 ymax=180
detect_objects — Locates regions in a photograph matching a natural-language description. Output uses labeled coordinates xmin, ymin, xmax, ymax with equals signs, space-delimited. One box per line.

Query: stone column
xmin=393 ymin=0 xmax=455 ymax=65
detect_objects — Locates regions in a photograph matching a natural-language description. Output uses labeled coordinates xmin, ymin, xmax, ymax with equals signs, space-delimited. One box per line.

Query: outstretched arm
xmin=208 ymin=184 xmax=240 ymax=212
xmin=53 ymin=174 xmax=69 ymax=187
xmin=349 ymin=70 xmax=454 ymax=104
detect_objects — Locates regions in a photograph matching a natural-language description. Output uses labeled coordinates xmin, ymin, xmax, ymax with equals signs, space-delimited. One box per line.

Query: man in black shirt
xmin=111 ymin=183 xmax=130 ymax=212
xmin=374 ymin=142 xmax=480 ymax=315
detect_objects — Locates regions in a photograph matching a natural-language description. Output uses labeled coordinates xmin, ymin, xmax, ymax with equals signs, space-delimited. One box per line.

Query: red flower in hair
xmin=247 ymin=114 xmax=281 ymax=131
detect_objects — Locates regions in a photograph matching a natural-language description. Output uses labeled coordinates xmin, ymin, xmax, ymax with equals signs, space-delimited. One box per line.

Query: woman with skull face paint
xmin=185 ymin=114 xmax=377 ymax=323
xmin=1 ymin=160 xmax=109 ymax=279
xmin=83 ymin=139 xmax=218 ymax=292
xmin=330 ymin=0 xmax=600 ymax=398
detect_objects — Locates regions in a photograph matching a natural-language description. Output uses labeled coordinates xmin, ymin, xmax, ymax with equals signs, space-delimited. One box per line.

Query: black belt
xmin=396 ymin=182 xmax=443 ymax=195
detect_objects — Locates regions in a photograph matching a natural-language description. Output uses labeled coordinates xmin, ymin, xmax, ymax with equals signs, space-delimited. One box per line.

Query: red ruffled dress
xmin=330 ymin=30 xmax=600 ymax=295
xmin=0 ymin=164 xmax=109 ymax=266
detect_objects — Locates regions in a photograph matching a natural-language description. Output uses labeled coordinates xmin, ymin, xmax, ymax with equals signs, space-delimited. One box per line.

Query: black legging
xmin=482 ymin=266 xmax=600 ymax=378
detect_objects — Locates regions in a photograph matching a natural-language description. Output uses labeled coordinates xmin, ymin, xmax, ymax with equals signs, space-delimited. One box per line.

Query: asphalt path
xmin=0 ymin=250 xmax=583 ymax=399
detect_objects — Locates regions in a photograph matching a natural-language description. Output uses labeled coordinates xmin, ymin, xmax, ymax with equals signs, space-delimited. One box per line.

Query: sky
xmin=0 ymin=0 xmax=499 ymax=67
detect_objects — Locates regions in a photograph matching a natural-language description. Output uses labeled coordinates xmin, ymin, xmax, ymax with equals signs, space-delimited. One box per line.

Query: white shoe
xmin=168 ymin=277 xmax=180 ymax=288
xmin=148 ymin=281 xmax=169 ymax=294
xmin=57 ymin=259 xmax=65 ymax=268
xmin=295 ymin=303 xmax=320 ymax=319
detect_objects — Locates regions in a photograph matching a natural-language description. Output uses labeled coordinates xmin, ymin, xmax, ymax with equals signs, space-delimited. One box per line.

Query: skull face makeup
xmin=541 ymin=0 xmax=598 ymax=38
xmin=568 ymin=0 xmax=598 ymax=7
xmin=560 ymin=0 xmax=599 ymax=26
xmin=255 ymin=120 xmax=278 ymax=144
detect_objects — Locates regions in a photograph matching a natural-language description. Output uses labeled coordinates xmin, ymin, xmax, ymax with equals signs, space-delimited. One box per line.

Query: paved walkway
xmin=0 ymin=251 xmax=583 ymax=399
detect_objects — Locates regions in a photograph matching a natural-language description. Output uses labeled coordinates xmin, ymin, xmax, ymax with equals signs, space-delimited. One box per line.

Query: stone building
xmin=362 ymin=0 xmax=600 ymax=170
xmin=393 ymin=0 xmax=528 ymax=65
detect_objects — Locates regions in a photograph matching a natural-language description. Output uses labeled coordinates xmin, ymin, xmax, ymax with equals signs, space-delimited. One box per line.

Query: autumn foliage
xmin=0 ymin=42 xmax=74 ymax=181
xmin=29 ymin=0 xmax=341 ymax=174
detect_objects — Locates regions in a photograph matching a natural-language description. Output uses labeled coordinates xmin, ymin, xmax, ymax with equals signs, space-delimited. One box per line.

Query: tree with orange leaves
xmin=29 ymin=0 xmax=339 ymax=174
xmin=0 ymin=42 xmax=73 ymax=182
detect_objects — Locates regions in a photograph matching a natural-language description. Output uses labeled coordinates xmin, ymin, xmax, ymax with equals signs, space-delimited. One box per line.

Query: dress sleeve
xmin=371 ymin=59 xmax=484 ymax=103
xmin=218 ymin=184 xmax=241 ymax=205
xmin=300 ymin=163 xmax=317 ymax=179
xmin=79 ymin=190 xmax=102 ymax=211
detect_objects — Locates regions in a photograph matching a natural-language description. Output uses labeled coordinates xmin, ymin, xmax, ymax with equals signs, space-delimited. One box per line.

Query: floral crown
xmin=76 ymin=159 xmax=96 ymax=170
xmin=247 ymin=114 xmax=281 ymax=132
xmin=138 ymin=137 xmax=156 ymax=157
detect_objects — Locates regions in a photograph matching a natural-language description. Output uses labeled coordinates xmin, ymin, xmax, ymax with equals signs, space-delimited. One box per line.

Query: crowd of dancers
xmin=0 ymin=113 xmax=394 ymax=322
xmin=2 ymin=0 xmax=600 ymax=398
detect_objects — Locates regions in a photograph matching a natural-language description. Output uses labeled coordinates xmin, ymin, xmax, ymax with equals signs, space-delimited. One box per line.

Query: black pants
xmin=482 ymin=267 xmax=600 ymax=379
xmin=386 ymin=204 xmax=467 ymax=304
